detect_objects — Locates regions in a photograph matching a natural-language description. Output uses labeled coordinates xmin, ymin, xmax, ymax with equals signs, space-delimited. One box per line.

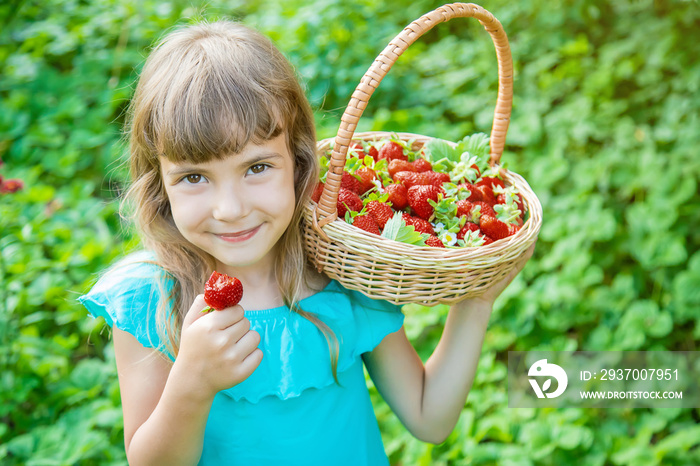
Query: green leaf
xmin=654 ymin=425 xmax=700 ymax=457
xmin=423 ymin=138 xmax=458 ymax=163
xmin=555 ymin=424 xmax=594 ymax=450
xmin=455 ymin=132 xmax=490 ymax=164
xmin=319 ymin=155 xmax=329 ymax=182
xmin=380 ymin=213 xmax=428 ymax=246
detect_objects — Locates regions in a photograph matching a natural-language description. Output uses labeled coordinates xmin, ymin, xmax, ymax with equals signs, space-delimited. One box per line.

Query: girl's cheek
xmin=170 ymin=191 xmax=206 ymax=217
xmin=249 ymin=178 xmax=286 ymax=198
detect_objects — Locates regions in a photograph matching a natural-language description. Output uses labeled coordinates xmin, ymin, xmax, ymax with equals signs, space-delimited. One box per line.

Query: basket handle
xmin=313 ymin=3 xmax=513 ymax=230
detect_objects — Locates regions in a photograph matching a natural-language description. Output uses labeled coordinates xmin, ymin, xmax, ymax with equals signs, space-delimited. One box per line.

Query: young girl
xmin=79 ymin=19 xmax=534 ymax=465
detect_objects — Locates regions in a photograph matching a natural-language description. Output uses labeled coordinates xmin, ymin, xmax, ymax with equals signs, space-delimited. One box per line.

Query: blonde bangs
xmin=135 ymin=24 xmax=291 ymax=164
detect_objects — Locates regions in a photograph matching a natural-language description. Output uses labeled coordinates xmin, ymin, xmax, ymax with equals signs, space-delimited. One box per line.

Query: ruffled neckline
xmin=242 ymin=279 xmax=334 ymax=318
xmin=220 ymin=280 xmax=403 ymax=403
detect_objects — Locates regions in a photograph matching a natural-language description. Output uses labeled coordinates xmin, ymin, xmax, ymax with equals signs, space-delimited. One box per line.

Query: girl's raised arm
xmin=362 ymin=244 xmax=535 ymax=444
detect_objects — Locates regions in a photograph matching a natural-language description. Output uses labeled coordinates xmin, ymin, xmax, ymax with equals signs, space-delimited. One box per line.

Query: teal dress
xmin=78 ymin=251 xmax=404 ymax=465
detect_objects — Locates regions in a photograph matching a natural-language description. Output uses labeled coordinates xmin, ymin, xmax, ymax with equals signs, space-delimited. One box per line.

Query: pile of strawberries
xmin=311 ymin=134 xmax=527 ymax=248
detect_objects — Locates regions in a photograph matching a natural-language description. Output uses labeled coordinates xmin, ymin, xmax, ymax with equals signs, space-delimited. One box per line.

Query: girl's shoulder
xmin=78 ymin=250 xmax=174 ymax=356
xmin=80 ymin=250 xmax=173 ymax=307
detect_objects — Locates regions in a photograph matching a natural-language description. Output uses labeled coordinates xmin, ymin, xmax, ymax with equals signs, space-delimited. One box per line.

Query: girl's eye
xmin=248 ymin=163 xmax=268 ymax=175
xmin=183 ymin=174 xmax=204 ymax=184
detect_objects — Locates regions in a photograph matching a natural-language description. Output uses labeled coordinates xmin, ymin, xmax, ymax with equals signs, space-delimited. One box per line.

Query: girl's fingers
xmin=182 ymin=294 xmax=208 ymax=328
xmin=226 ymin=330 xmax=262 ymax=381
xmin=236 ymin=348 xmax=263 ymax=381
xmin=206 ymin=305 xmax=246 ymax=330
xmin=235 ymin=329 xmax=262 ymax=354
xmin=183 ymin=296 xmax=245 ymax=331
xmin=224 ymin=315 xmax=252 ymax=343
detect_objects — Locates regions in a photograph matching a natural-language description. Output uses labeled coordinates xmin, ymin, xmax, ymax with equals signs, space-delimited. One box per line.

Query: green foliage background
xmin=1 ymin=0 xmax=699 ymax=464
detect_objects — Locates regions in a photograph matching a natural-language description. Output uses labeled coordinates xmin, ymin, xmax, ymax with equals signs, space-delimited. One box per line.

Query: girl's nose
xmin=211 ymin=185 xmax=249 ymax=222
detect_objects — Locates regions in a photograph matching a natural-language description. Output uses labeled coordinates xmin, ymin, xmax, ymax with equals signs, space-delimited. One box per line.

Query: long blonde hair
xmin=121 ymin=20 xmax=339 ymax=379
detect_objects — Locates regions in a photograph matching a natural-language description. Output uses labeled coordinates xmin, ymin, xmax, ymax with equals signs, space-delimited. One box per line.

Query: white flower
xmin=434 ymin=222 xmax=446 ymax=233
xmin=372 ymin=179 xmax=384 ymax=192
xmin=441 ymin=231 xmax=458 ymax=247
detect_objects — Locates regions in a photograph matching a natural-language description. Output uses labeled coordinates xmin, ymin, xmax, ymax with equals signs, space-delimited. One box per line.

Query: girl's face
xmin=160 ymin=133 xmax=296 ymax=276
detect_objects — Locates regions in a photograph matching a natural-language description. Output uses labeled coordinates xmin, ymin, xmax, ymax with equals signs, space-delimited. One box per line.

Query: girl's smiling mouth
xmin=215 ymin=225 xmax=262 ymax=243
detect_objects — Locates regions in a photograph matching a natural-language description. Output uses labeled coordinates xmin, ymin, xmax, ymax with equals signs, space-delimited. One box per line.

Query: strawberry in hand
xmin=202 ymin=271 xmax=244 ymax=313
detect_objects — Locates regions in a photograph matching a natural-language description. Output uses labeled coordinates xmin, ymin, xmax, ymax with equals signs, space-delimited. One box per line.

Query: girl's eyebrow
xmin=245 ymin=152 xmax=285 ymax=164
xmin=164 ymin=165 xmax=209 ymax=178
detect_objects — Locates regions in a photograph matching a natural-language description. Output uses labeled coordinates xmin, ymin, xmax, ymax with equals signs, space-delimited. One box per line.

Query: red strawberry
xmin=204 ymin=271 xmax=243 ymax=311
xmin=402 ymin=213 xmax=435 ymax=235
xmin=366 ymin=201 xmax=394 ymax=229
xmin=413 ymin=158 xmax=432 ymax=172
xmin=473 ymin=201 xmax=496 ymax=218
xmin=407 ymin=185 xmax=441 ymax=220
xmin=423 ymin=170 xmax=451 ymax=188
xmin=368 ymin=145 xmax=379 ymax=161
xmin=378 ymin=141 xmax=408 ymax=161
xmin=457 ymin=183 xmax=483 ymax=202
xmin=481 ymin=235 xmax=495 ymax=245
xmin=458 ymin=200 xmax=484 ymax=224
xmin=476 ymin=184 xmax=497 ymax=205
xmin=384 ymin=183 xmax=408 ymax=210
xmin=341 ymin=171 xmax=362 ymax=194
xmin=479 ymin=214 xmax=510 ymax=241
xmin=477 ymin=176 xmax=505 ymax=190
xmin=311 ymin=182 xmax=324 ymax=203
xmin=0 ymin=179 xmax=23 ymax=193
xmin=394 ymin=171 xmax=429 ymax=189
xmin=471 ymin=164 xmax=481 ymax=178
xmin=457 ymin=222 xmax=480 ymax=240
xmin=337 ymin=188 xmax=363 ymax=218
xmin=349 ymin=142 xmax=365 ymax=157
xmin=356 ymin=168 xmax=376 ymax=195
xmin=425 ymin=235 xmax=445 ymax=248
xmin=352 ymin=214 xmax=381 ymax=235
xmin=388 ymin=159 xmax=415 ymax=179
xmin=456 ymin=200 xmax=475 ymax=219
xmin=508 ymin=224 xmax=521 ymax=236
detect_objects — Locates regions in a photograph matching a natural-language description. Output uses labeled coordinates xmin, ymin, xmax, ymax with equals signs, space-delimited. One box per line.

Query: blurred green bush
xmin=1 ymin=0 xmax=698 ymax=464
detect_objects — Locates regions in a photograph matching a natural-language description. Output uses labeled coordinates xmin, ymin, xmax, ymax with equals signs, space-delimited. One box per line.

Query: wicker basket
xmin=302 ymin=3 xmax=542 ymax=306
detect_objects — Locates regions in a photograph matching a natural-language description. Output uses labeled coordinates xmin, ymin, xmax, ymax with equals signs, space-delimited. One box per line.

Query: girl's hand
xmin=175 ymin=294 xmax=263 ymax=397
xmin=461 ymin=242 xmax=537 ymax=309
